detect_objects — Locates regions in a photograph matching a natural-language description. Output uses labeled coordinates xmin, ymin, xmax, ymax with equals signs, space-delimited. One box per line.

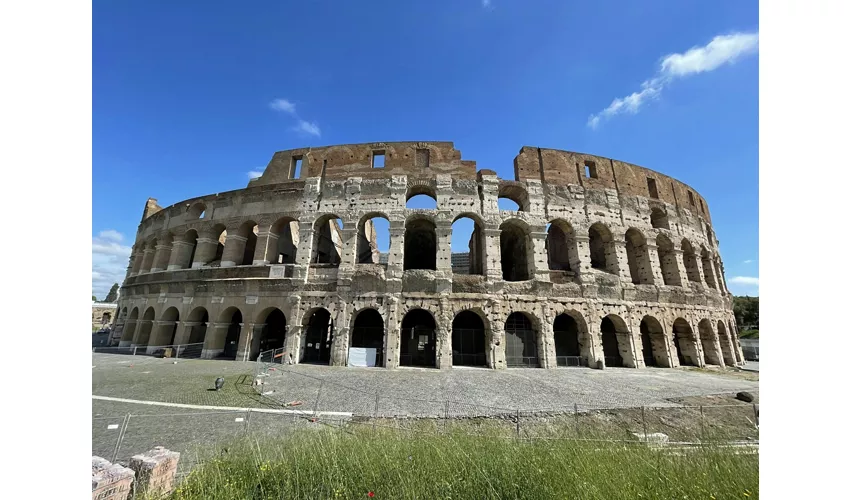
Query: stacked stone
xmin=128 ymin=446 xmax=181 ymax=498
xmin=92 ymin=456 xmax=134 ymax=500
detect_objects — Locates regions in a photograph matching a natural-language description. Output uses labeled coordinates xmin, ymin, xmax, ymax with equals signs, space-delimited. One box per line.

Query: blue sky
xmin=92 ymin=0 xmax=758 ymax=299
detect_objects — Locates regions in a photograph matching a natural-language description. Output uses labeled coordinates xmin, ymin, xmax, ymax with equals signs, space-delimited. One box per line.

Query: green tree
xmin=732 ymin=296 xmax=759 ymax=329
xmin=105 ymin=283 xmax=120 ymax=303
xmin=92 ymin=295 xmax=97 ymax=302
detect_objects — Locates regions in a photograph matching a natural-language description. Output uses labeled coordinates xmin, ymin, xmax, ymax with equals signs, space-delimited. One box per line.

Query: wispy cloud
xmin=92 ymin=230 xmax=132 ymax=299
xmin=588 ymin=32 xmax=759 ymax=129
xmin=729 ymin=276 xmax=759 ymax=286
xmin=482 ymin=0 xmax=492 ymax=7
xmin=269 ymin=98 xmax=296 ymax=114
xmin=247 ymin=170 xmax=264 ymax=179
xmin=269 ymin=97 xmax=321 ymax=137
xmin=743 ymin=259 xmax=755 ymax=264
xmin=292 ymin=120 xmax=321 ymax=137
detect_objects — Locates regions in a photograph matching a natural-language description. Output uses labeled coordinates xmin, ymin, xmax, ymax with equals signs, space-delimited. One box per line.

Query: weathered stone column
xmin=530 ymin=230 xmax=550 ymax=282
xmin=111 ymin=321 xmax=125 ymax=346
xmin=713 ymin=259 xmax=727 ymax=294
xmin=488 ymin=320 xmax=507 ymax=369
xmin=236 ymin=323 xmax=261 ymax=361
xmin=128 ymin=249 xmax=143 ymax=277
xmin=331 ymin=303 xmax=350 ymax=367
xmin=539 ymin=303 xmax=556 ymax=368
xmin=172 ymin=321 xmax=198 ymax=346
xmin=146 ymin=320 xmax=178 ymax=353
xmin=644 ymin=242 xmax=666 ymax=286
xmin=617 ymin=329 xmax=639 ymax=368
xmin=220 ymin=234 xmax=247 ymax=268
xmin=292 ymin=223 xmax=314 ymax=282
xmin=139 ymin=248 xmax=156 ymax=274
xmin=191 ymin=238 xmax=219 ymax=268
xmin=118 ymin=319 xmax=136 ymax=346
xmin=483 ymin=228 xmax=502 ymax=281
xmin=611 ymin=240 xmax=631 ymax=282
xmin=435 ymin=299 xmax=452 ymax=370
xmin=284 ymin=324 xmax=302 ymax=365
xmin=202 ymin=322 xmax=230 ymax=359
xmin=167 ymin=241 xmax=193 ymax=270
xmin=387 ymin=226 xmax=405 ymax=281
xmin=132 ymin=319 xmax=153 ymax=346
xmin=573 ymin=235 xmax=593 ymax=283
xmin=435 ymin=224 xmax=453 ymax=272
xmin=384 ymin=296 xmax=401 ymax=369
xmin=252 ymin=230 xmax=273 ymax=265
xmin=150 ymin=243 xmax=172 ymax=273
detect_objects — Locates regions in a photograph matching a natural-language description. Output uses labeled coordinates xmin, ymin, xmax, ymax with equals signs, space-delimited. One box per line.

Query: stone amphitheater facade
xmin=113 ymin=141 xmax=743 ymax=370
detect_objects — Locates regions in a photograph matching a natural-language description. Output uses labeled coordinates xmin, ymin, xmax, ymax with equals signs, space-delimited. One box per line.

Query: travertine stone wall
xmin=114 ymin=142 xmax=742 ymax=369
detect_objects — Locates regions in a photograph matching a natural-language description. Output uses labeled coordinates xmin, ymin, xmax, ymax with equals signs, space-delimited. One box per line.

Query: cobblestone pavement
xmin=93 ymin=353 xmax=759 ymax=416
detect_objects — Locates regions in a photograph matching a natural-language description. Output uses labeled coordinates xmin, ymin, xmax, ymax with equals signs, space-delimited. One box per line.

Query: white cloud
xmin=269 ymin=98 xmax=296 ymax=114
xmin=292 ymin=120 xmax=321 ymax=137
xmin=743 ymin=259 xmax=754 ymax=264
xmin=247 ymin=170 xmax=264 ymax=179
xmin=482 ymin=0 xmax=491 ymax=7
xmin=92 ymin=230 xmax=132 ymax=299
xmin=588 ymin=32 xmax=758 ymax=129
xmin=729 ymin=276 xmax=759 ymax=286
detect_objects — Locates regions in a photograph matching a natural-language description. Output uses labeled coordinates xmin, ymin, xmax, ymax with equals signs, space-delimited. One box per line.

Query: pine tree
xmin=105 ymin=283 xmax=120 ymax=303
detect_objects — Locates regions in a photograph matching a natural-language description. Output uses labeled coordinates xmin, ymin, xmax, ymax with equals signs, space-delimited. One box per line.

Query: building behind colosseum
xmin=112 ymin=141 xmax=743 ymax=370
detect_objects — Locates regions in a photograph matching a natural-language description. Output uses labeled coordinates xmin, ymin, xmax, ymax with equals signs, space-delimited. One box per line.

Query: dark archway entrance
xmin=222 ymin=309 xmax=242 ymax=360
xmin=451 ymin=311 xmax=486 ymax=366
xmin=672 ymin=318 xmax=698 ymax=366
xmin=187 ymin=308 xmax=208 ymax=345
xmin=302 ymin=309 xmax=333 ymax=364
xmin=350 ymin=309 xmax=385 ymax=367
xmin=257 ymin=309 xmax=287 ymax=360
xmin=601 ymin=316 xmax=623 ymax=367
xmin=400 ymin=309 xmax=436 ymax=367
xmin=504 ymin=312 xmax=539 ymax=367
xmin=553 ymin=314 xmax=582 ymax=367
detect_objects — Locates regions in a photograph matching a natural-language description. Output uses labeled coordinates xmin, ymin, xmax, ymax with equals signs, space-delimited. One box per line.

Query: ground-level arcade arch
xmin=301 ymin=308 xmax=333 ymax=364
xmin=120 ymin=307 xmax=140 ymax=344
xmin=552 ymin=311 xmax=590 ymax=367
xmin=698 ymin=319 xmax=722 ymax=366
xmin=133 ymin=307 xmax=156 ymax=346
xmin=504 ymin=312 xmax=539 ymax=367
xmin=253 ymin=308 xmax=287 ymax=361
xmin=400 ymin=309 xmax=437 ymax=367
xmin=451 ymin=310 xmax=487 ymax=367
xmin=350 ymin=308 xmax=385 ymax=367
xmin=639 ymin=316 xmax=671 ymax=367
xmin=600 ymin=314 xmax=634 ymax=368
xmin=150 ymin=307 xmax=180 ymax=347
xmin=672 ymin=318 xmax=700 ymax=367
xmin=186 ymin=307 xmax=210 ymax=345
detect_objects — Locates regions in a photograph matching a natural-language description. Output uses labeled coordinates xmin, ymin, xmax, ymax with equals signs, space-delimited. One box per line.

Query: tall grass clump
xmin=169 ymin=428 xmax=758 ymax=499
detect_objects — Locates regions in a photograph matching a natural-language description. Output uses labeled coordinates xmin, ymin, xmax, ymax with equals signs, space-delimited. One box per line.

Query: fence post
xmin=312 ymin=380 xmax=324 ymax=419
xmin=641 ymin=406 xmax=648 ymax=440
xmin=515 ymin=409 xmax=520 ymax=438
xmin=132 ymin=347 xmax=137 ymax=356
xmin=245 ymin=409 xmax=252 ymax=435
xmin=443 ymin=400 xmax=450 ymax=434
xmin=373 ymin=392 xmax=379 ymax=434
xmin=175 ymin=345 xmax=180 ymax=360
xmin=111 ymin=414 xmax=131 ymax=463
xmin=753 ymin=403 xmax=759 ymax=428
xmin=699 ymin=405 xmax=705 ymax=442
xmin=574 ymin=403 xmax=579 ymax=437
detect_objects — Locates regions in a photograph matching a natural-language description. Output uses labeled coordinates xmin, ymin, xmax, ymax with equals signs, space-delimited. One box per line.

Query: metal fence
xmin=92 ymin=342 xmax=204 ymax=359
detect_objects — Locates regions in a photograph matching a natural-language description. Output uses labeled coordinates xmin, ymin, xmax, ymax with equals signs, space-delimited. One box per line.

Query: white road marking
xmin=91 ymin=395 xmax=353 ymax=417
xmin=107 ymin=424 xmax=119 ymax=430
xmin=234 ymin=417 xmax=244 ymax=422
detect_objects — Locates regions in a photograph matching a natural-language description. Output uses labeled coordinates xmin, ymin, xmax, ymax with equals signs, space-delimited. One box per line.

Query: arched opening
xmin=546 ymin=219 xmax=579 ymax=275
xmin=600 ymin=315 xmax=630 ymax=368
xmin=639 ymin=316 xmax=670 ymax=367
xmin=312 ymin=216 xmax=343 ymax=265
xmin=650 ymin=207 xmax=669 ymax=229
xmin=728 ymin=319 xmax=742 ymax=363
xmin=451 ymin=310 xmax=487 ymax=366
xmin=151 ymin=307 xmax=180 ymax=346
xmin=302 ymin=308 xmax=333 ymax=364
xmin=406 ymin=186 xmax=438 ymax=210
xmin=504 ymin=312 xmax=539 ymax=367
xmin=404 ymin=217 xmax=437 ymax=271
xmin=498 ymin=183 xmax=528 ymax=212
xmin=350 ymin=308 xmax=385 ymax=367
xmin=187 ymin=307 xmax=209 ymax=345
xmin=187 ymin=202 xmax=206 ymax=219
xmin=500 ymin=221 xmax=530 ymax=281
xmin=256 ymin=308 xmax=287 ymax=360
xmin=357 ymin=214 xmax=390 ymax=265
xmin=120 ymin=307 xmax=139 ymax=343
xmin=553 ymin=313 xmax=584 ymax=367
xmin=135 ymin=307 xmax=156 ymax=345
xmin=681 ymin=239 xmax=701 ymax=283
xmin=588 ymin=223 xmax=617 ymax=274
xmin=717 ymin=320 xmax=735 ymax=366
xmin=228 ymin=221 xmax=259 ymax=266
xmin=701 ymin=248 xmax=717 ymax=289
xmin=625 ymin=228 xmax=654 ymax=284
xmin=672 ymin=318 xmax=699 ymax=366
xmin=656 ymin=234 xmax=681 ymax=286
xmin=451 ymin=215 xmax=485 ymax=275
xmin=400 ymin=309 xmax=437 ymax=367
xmin=268 ymin=217 xmax=299 ymax=264
xmin=698 ymin=319 xmax=721 ymax=366
xmin=139 ymin=239 xmax=157 ymax=273
xmin=219 ymin=307 xmax=242 ymax=360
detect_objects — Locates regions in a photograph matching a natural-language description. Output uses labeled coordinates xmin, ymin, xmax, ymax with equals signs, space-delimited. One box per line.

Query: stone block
xmin=129 ymin=446 xmax=180 ymax=498
xmin=92 ymin=456 xmax=134 ymax=500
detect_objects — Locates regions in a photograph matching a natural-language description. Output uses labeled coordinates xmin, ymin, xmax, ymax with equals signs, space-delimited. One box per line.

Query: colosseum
xmin=112 ymin=141 xmax=743 ymax=370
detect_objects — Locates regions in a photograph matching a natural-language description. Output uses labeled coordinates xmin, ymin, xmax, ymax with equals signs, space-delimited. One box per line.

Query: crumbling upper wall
xmin=514 ymin=147 xmax=712 ymax=223
xmin=251 ymin=141 xmax=477 ymax=186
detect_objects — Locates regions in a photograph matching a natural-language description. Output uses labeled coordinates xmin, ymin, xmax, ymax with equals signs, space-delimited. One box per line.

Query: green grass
xmin=740 ymin=329 xmax=759 ymax=339
xmin=167 ymin=428 xmax=758 ymax=499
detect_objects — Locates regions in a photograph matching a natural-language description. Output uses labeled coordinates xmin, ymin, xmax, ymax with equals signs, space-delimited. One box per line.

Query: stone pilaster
xmin=220 ymin=234 xmax=247 ymax=268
